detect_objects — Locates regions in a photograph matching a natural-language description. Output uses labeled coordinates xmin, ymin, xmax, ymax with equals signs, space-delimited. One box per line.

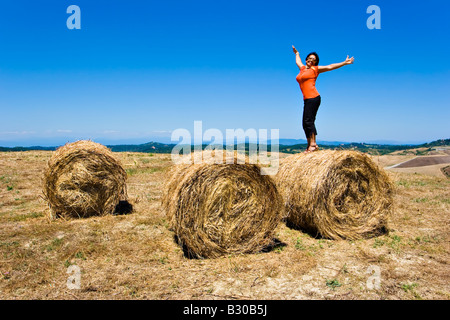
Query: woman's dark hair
xmin=306 ymin=52 xmax=319 ymax=66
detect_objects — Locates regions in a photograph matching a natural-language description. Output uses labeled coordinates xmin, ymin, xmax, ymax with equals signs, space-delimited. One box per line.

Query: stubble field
xmin=0 ymin=150 xmax=448 ymax=300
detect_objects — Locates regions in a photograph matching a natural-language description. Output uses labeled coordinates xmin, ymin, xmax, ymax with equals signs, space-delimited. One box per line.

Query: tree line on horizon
xmin=0 ymin=139 xmax=449 ymax=155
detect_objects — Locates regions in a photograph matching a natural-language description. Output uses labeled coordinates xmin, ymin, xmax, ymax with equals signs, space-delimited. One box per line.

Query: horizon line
xmin=1 ymin=138 xmax=449 ymax=149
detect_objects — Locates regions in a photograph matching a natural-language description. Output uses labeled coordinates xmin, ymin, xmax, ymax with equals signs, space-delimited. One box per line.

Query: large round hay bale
xmin=43 ymin=140 xmax=129 ymax=219
xmin=275 ymin=150 xmax=394 ymax=240
xmin=162 ymin=162 xmax=283 ymax=258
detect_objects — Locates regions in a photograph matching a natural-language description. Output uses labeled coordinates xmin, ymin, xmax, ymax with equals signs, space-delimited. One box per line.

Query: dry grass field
xmin=0 ymin=150 xmax=449 ymax=300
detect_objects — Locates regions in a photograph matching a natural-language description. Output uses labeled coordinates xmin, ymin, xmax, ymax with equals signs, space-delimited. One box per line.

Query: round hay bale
xmin=275 ymin=150 xmax=394 ymax=240
xmin=43 ymin=140 xmax=129 ymax=219
xmin=162 ymin=162 xmax=283 ymax=258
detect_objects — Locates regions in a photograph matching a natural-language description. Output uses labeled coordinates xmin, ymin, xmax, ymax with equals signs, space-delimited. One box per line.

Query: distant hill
xmin=420 ymin=139 xmax=450 ymax=148
xmin=0 ymin=146 xmax=57 ymax=152
xmin=0 ymin=138 xmax=448 ymax=155
xmin=273 ymin=139 xmax=344 ymax=146
xmin=278 ymin=139 xmax=449 ymax=155
xmin=107 ymin=141 xmax=175 ymax=153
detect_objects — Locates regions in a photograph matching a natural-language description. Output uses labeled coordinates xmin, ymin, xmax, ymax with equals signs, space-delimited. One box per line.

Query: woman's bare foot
xmin=304 ymin=145 xmax=319 ymax=153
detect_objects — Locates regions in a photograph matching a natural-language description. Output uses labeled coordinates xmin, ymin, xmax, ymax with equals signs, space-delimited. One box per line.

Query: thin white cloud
xmin=152 ymin=130 xmax=172 ymax=133
xmin=0 ymin=131 xmax=36 ymax=135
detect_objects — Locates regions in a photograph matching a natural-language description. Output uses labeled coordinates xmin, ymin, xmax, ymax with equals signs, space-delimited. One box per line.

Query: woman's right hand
xmin=292 ymin=45 xmax=299 ymax=54
xmin=344 ymin=55 xmax=354 ymax=65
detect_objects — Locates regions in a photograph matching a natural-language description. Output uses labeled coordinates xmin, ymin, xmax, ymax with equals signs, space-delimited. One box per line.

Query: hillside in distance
xmin=0 ymin=139 xmax=448 ymax=155
xmin=111 ymin=138 xmax=450 ymax=155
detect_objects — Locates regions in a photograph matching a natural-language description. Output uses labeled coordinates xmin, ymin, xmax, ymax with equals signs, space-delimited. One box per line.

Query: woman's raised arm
xmin=318 ymin=55 xmax=354 ymax=73
xmin=292 ymin=45 xmax=304 ymax=69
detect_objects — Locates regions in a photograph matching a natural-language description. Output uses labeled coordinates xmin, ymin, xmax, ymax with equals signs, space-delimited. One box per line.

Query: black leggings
xmin=302 ymin=95 xmax=321 ymax=138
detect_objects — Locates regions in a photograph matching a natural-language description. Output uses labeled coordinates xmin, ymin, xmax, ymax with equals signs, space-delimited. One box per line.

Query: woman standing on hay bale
xmin=292 ymin=45 xmax=354 ymax=153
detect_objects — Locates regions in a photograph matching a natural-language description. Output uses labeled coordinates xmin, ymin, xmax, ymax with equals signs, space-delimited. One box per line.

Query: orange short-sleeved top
xmin=296 ymin=66 xmax=320 ymax=100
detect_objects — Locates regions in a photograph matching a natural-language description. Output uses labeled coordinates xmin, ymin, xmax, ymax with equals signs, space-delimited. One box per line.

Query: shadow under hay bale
xmin=162 ymin=161 xmax=284 ymax=259
xmin=260 ymin=238 xmax=287 ymax=253
xmin=174 ymin=234 xmax=286 ymax=259
xmin=43 ymin=140 xmax=130 ymax=219
xmin=113 ymin=200 xmax=133 ymax=216
xmin=275 ymin=150 xmax=394 ymax=240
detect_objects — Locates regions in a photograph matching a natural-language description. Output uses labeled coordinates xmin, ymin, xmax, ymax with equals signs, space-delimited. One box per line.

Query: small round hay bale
xmin=43 ymin=140 xmax=129 ymax=219
xmin=275 ymin=150 xmax=394 ymax=240
xmin=162 ymin=162 xmax=283 ymax=258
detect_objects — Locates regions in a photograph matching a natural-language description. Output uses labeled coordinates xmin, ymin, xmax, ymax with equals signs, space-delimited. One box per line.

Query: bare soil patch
xmin=388 ymin=164 xmax=449 ymax=178
xmin=371 ymin=155 xmax=416 ymax=168
xmin=377 ymin=154 xmax=449 ymax=178
xmin=395 ymin=156 xmax=450 ymax=168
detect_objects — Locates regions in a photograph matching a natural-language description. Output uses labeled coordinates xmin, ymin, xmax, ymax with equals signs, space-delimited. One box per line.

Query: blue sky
xmin=0 ymin=0 xmax=449 ymax=147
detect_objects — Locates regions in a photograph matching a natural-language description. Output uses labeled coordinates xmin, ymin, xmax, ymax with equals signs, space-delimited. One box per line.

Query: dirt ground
xmin=0 ymin=151 xmax=449 ymax=300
